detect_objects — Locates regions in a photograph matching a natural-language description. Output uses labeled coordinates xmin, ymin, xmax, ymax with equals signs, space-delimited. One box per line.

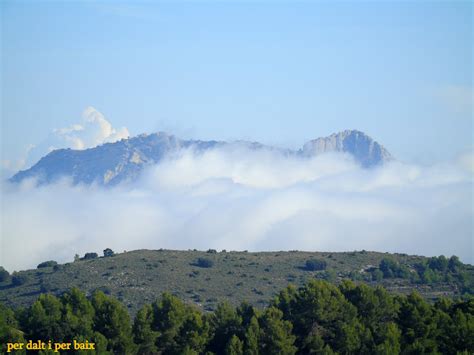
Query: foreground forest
xmin=1 ymin=250 xmax=473 ymax=316
xmin=1 ymin=279 xmax=473 ymax=354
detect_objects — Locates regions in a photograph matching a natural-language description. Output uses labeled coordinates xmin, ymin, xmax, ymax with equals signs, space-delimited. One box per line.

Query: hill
xmin=1 ymin=249 xmax=472 ymax=316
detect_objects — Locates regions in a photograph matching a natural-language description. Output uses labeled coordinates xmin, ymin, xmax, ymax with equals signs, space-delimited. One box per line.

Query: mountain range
xmin=11 ymin=130 xmax=392 ymax=186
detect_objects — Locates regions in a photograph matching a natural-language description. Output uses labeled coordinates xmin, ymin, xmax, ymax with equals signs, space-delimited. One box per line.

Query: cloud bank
xmin=1 ymin=148 xmax=472 ymax=271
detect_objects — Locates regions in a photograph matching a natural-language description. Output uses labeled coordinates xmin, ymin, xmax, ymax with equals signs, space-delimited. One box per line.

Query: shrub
xmin=305 ymin=259 xmax=327 ymax=271
xmin=103 ymin=248 xmax=115 ymax=257
xmin=83 ymin=252 xmax=98 ymax=260
xmin=207 ymin=249 xmax=217 ymax=254
xmin=371 ymin=269 xmax=384 ymax=281
xmin=0 ymin=267 xmax=10 ymax=283
xmin=37 ymin=260 xmax=58 ymax=268
xmin=379 ymin=258 xmax=410 ymax=279
xmin=11 ymin=273 xmax=28 ymax=286
xmin=428 ymin=255 xmax=448 ymax=272
xmin=195 ymin=258 xmax=214 ymax=268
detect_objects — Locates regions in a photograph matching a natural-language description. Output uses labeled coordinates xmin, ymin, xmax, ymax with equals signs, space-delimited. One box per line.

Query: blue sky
xmin=1 ymin=0 xmax=472 ymax=168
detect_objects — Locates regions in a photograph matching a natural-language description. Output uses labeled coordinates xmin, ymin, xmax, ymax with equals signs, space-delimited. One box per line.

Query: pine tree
xmin=207 ymin=302 xmax=243 ymax=354
xmin=24 ymin=294 xmax=64 ymax=341
xmin=91 ymin=291 xmax=135 ymax=354
xmin=259 ymin=307 xmax=296 ymax=355
xmin=133 ymin=304 xmax=159 ymax=354
xmin=244 ymin=315 xmax=260 ymax=355
xmin=0 ymin=303 xmax=26 ymax=355
xmin=226 ymin=335 xmax=244 ymax=355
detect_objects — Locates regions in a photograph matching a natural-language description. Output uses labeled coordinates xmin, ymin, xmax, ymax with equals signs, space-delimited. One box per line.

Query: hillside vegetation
xmin=1 ymin=249 xmax=472 ymax=317
xmin=1 ymin=280 xmax=473 ymax=354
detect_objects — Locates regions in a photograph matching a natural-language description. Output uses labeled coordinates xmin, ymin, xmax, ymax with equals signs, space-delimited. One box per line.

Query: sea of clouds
xmin=1 ymin=145 xmax=473 ymax=271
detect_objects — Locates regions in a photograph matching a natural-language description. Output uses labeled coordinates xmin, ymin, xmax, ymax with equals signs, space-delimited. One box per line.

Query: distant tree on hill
xmin=103 ymin=248 xmax=115 ymax=257
xmin=37 ymin=260 xmax=58 ymax=269
xmin=448 ymin=256 xmax=462 ymax=272
xmin=0 ymin=267 xmax=10 ymax=283
xmin=427 ymin=255 xmax=448 ymax=272
xmin=83 ymin=252 xmax=98 ymax=260
xmin=379 ymin=258 xmax=410 ymax=279
xmin=305 ymin=259 xmax=327 ymax=271
xmin=195 ymin=258 xmax=214 ymax=268
xmin=11 ymin=273 xmax=28 ymax=286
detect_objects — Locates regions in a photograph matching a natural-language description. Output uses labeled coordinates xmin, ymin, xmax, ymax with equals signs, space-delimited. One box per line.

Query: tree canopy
xmin=1 ymin=280 xmax=473 ymax=354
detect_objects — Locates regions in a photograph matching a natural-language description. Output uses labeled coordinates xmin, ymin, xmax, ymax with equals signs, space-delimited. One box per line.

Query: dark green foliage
xmin=371 ymin=268 xmax=383 ymax=281
xmin=92 ymin=290 xmax=135 ymax=354
xmin=273 ymin=280 xmax=358 ymax=353
xmin=207 ymin=302 xmax=242 ymax=354
xmin=0 ymin=303 xmax=25 ymax=354
xmin=11 ymin=272 xmax=28 ymax=286
xmin=103 ymin=248 xmax=115 ymax=257
xmin=133 ymin=304 xmax=158 ymax=354
xmin=448 ymin=255 xmax=462 ymax=272
xmin=428 ymin=255 xmax=448 ymax=272
xmin=379 ymin=258 xmax=410 ymax=279
xmin=305 ymin=259 xmax=327 ymax=271
xmin=409 ymin=255 xmax=474 ymax=293
xmin=243 ymin=315 xmax=260 ymax=355
xmin=23 ymin=293 xmax=65 ymax=340
xmin=149 ymin=292 xmax=209 ymax=354
xmin=397 ymin=292 xmax=440 ymax=353
xmin=340 ymin=281 xmax=400 ymax=353
xmin=225 ymin=334 xmax=244 ymax=355
xmin=0 ymin=280 xmax=473 ymax=354
xmin=0 ymin=267 xmax=10 ymax=283
xmin=37 ymin=260 xmax=58 ymax=269
xmin=258 ymin=307 xmax=296 ymax=354
xmin=195 ymin=257 xmax=214 ymax=268
xmin=83 ymin=252 xmax=98 ymax=260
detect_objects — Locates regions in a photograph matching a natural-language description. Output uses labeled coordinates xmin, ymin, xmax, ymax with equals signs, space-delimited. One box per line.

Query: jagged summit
xmin=301 ymin=130 xmax=392 ymax=167
xmin=10 ymin=130 xmax=393 ymax=185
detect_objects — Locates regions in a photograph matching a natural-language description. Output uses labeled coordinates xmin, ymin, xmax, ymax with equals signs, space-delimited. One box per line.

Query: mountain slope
xmin=11 ymin=130 xmax=392 ymax=185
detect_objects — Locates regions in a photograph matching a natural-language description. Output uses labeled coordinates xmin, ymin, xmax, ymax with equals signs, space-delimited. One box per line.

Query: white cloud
xmin=1 ymin=148 xmax=472 ymax=271
xmin=4 ymin=107 xmax=130 ymax=174
xmin=53 ymin=106 xmax=129 ymax=150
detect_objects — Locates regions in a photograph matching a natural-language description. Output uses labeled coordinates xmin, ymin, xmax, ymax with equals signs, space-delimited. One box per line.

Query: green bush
xmin=11 ymin=273 xmax=28 ymax=286
xmin=195 ymin=258 xmax=214 ymax=268
xmin=0 ymin=267 xmax=10 ymax=283
xmin=379 ymin=258 xmax=410 ymax=279
xmin=37 ymin=260 xmax=58 ymax=268
xmin=83 ymin=252 xmax=98 ymax=260
xmin=305 ymin=259 xmax=327 ymax=271
xmin=103 ymin=248 xmax=115 ymax=257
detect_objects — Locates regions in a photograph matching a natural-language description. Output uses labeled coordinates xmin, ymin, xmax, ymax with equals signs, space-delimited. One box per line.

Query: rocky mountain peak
xmin=301 ymin=130 xmax=392 ymax=167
